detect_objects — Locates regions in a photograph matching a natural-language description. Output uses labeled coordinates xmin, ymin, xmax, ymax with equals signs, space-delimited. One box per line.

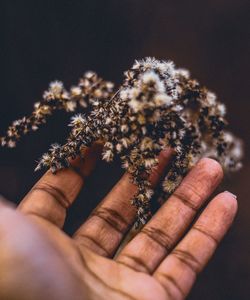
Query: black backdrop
xmin=1 ymin=1 xmax=250 ymax=299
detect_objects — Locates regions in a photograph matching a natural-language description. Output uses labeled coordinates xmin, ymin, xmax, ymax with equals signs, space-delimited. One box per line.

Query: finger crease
xmin=173 ymin=190 xmax=199 ymax=212
xmin=193 ymin=225 xmax=219 ymax=246
xmin=90 ymin=207 xmax=129 ymax=234
xmin=118 ymin=254 xmax=151 ymax=274
xmin=156 ymin=272 xmax=185 ymax=298
xmin=76 ymin=233 xmax=111 ymax=257
xmin=172 ymin=248 xmax=200 ymax=274
xmin=141 ymin=227 xmax=172 ymax=252
xmin=32 ymin=183 xmax=70 ymax=209
xmin=26 ymin=210 xmax=59 ymax=226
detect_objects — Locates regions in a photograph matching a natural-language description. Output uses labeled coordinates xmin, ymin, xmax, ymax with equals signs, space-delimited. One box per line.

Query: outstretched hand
xmin=0 ymin=144 xmax=237 ymax=300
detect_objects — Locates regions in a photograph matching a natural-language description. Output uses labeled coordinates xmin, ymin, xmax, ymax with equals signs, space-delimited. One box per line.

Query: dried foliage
xmin=0 ymin=72 xmax=114 ymax=148
xmin=1 ymin=58 xmax=243 ymax=227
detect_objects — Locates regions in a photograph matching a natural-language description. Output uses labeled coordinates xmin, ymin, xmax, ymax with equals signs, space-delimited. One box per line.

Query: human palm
xmin=0 ymin=145 xmax=237 ymax=300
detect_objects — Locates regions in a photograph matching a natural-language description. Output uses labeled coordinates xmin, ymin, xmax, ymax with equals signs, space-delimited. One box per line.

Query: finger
xmin=116 ymin=158 xmax=223 ymax=273
xmin=73 ymin=149 xmax=173 ymax=257
xmin=18 ymin=142 xmax=102 ymax=228
xmin=153 ymin=192 xmax=237 ymax=300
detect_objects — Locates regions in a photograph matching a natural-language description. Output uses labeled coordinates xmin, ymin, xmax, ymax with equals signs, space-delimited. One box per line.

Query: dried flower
xmin=0 ymin=72 xmax=114 ymax=147
xmin=1 ymin=57 xmax=243 ymax=228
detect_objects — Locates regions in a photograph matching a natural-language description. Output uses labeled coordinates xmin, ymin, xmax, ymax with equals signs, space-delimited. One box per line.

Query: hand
xmin=0 ymin=144 xmax=237 ymax=300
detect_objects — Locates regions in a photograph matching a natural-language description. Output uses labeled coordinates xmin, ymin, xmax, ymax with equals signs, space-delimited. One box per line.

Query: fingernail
xmin=225 ymin=191 xmax=237 ymax=199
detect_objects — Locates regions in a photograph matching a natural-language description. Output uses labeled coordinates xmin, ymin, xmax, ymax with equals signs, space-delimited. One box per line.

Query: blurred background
xmin=1 ymin=1 xmax=249 ymax=299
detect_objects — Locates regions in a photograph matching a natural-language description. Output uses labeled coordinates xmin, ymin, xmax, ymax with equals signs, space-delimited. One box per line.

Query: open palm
xmin=0 ymin=144 xmax=237 ymax=300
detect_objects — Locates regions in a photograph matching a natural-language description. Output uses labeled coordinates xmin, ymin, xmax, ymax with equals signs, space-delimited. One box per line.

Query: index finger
xmin=18 ymin=142 xmax=102 ymax=228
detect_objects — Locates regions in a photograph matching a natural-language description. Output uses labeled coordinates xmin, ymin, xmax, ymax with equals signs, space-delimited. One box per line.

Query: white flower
xmin=121 ymin=160 xmax=129 ymax=169
xmin=80 ymin=78 xmax=90 ymax=88
xmin=142 ymin=71 xmax=160 ymax=84
xmin=224 ymin=132 xmax=233 ymax=143
xmin=65 ymin=101 xmax=77 ymax=112
xmin=102 ymin=150 xmax=114 ymax=162
xmin=129 ymin=99 xmax=140 ymax=112
xmin=144 ymin=158 xmax=157 ymax=168
xmin=32 ymin=125 xmax=39 ymax=131
xmin=41 ymin=153 xmax=51 ymax=163
xmin=106 ymin=82 xmax=114 ymax=90
xmin=157 ymin=61 xmax=175 ymax=77
xmin=141 ymin=71 xmax=165 ymax=93
xmin=176 ymin=68 xmax=190 ymax=79
xmin=116 ymin=143 xmax=122 ymax=152
xmin=231 ymin=140 xmax=243 ymax=159
xmin=70 ymin=114 xmax=85 ymax=126
xmin=121 ymin=138 xmax=129 ymax=148
xmin=8 ymin=140 xmax=16 ymax=148
xmin=154 ymin=93 xmax=172 ymax=106
xmin=132 ymin=59 xmax=141 ymax=70
xmin=145 ymin=188 xmax=154 ymax=199
xmin=80 ymin=99 xmax=88 ymax=108
xmin=133 ymin=57 xmax=157 ymax=70
xmin=104 ymin=142 xmax=113 ymax=150
xmin=85 ymin=71 xmax=95 ymax=79
xmin=140 ymin=137 xmax=153 ymax=151
xmin=50 ymin=143 xmax=61 ymax=150
xmin=121 ymin=124 xmax=128 ymax=133
xmin=128 ymin=87 xmax=140 ymax=99
xmin=49 ymin=80 xmax=63 ymax=96
xmin=231 ymin=146 xmax=243 ymax=159
xmin=217 ymin=103 xmax=226 ymax=116
xmin=152 ymin=110 xmax=161 ymax=122
xmin=172 ymin=104 xmax=183 ymax=112
xmin=71 ymin=86 xmax=82 ymax=97
xmin=105 ymin=117 xmax=112 ymax=125
xmin=141 ymin=126 xmax=147 ymax=135
xmin=43 ymin=90 xmax=54 ymax=101
xmin=120 ymin=89 xmax=129 ymax=100
xmin=206 ymin=92 xmax=216 ymax=106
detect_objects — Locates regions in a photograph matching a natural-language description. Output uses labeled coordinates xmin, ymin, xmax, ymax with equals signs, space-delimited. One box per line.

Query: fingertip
xmin=71 ymin=142 xmax=103 ymax=178
xmin=221 ymin=191 xmax=238 ymax=215
xmin=198 ymin=158 xmax=224 ymax=181
xmin=212 ymin=191 xmax=238 ymax=222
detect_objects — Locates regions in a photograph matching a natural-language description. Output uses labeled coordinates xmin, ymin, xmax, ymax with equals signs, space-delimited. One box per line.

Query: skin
xmin=0 ymin=144 xmax=237 ymax=300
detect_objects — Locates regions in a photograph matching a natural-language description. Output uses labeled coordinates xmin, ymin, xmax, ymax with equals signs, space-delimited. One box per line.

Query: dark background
xmin=1 ymin=1 xmax=250 ymax=299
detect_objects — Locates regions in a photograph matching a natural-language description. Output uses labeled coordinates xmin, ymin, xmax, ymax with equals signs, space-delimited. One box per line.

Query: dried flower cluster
xmin=0 ymin=72 xmax=114 ymax=147
xmin=1 ymin=57 xmax=243 ymax=227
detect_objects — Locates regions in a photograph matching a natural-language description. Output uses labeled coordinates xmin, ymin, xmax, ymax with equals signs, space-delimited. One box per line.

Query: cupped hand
xmin=0 ymin=144 xmax=237 ymax=300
